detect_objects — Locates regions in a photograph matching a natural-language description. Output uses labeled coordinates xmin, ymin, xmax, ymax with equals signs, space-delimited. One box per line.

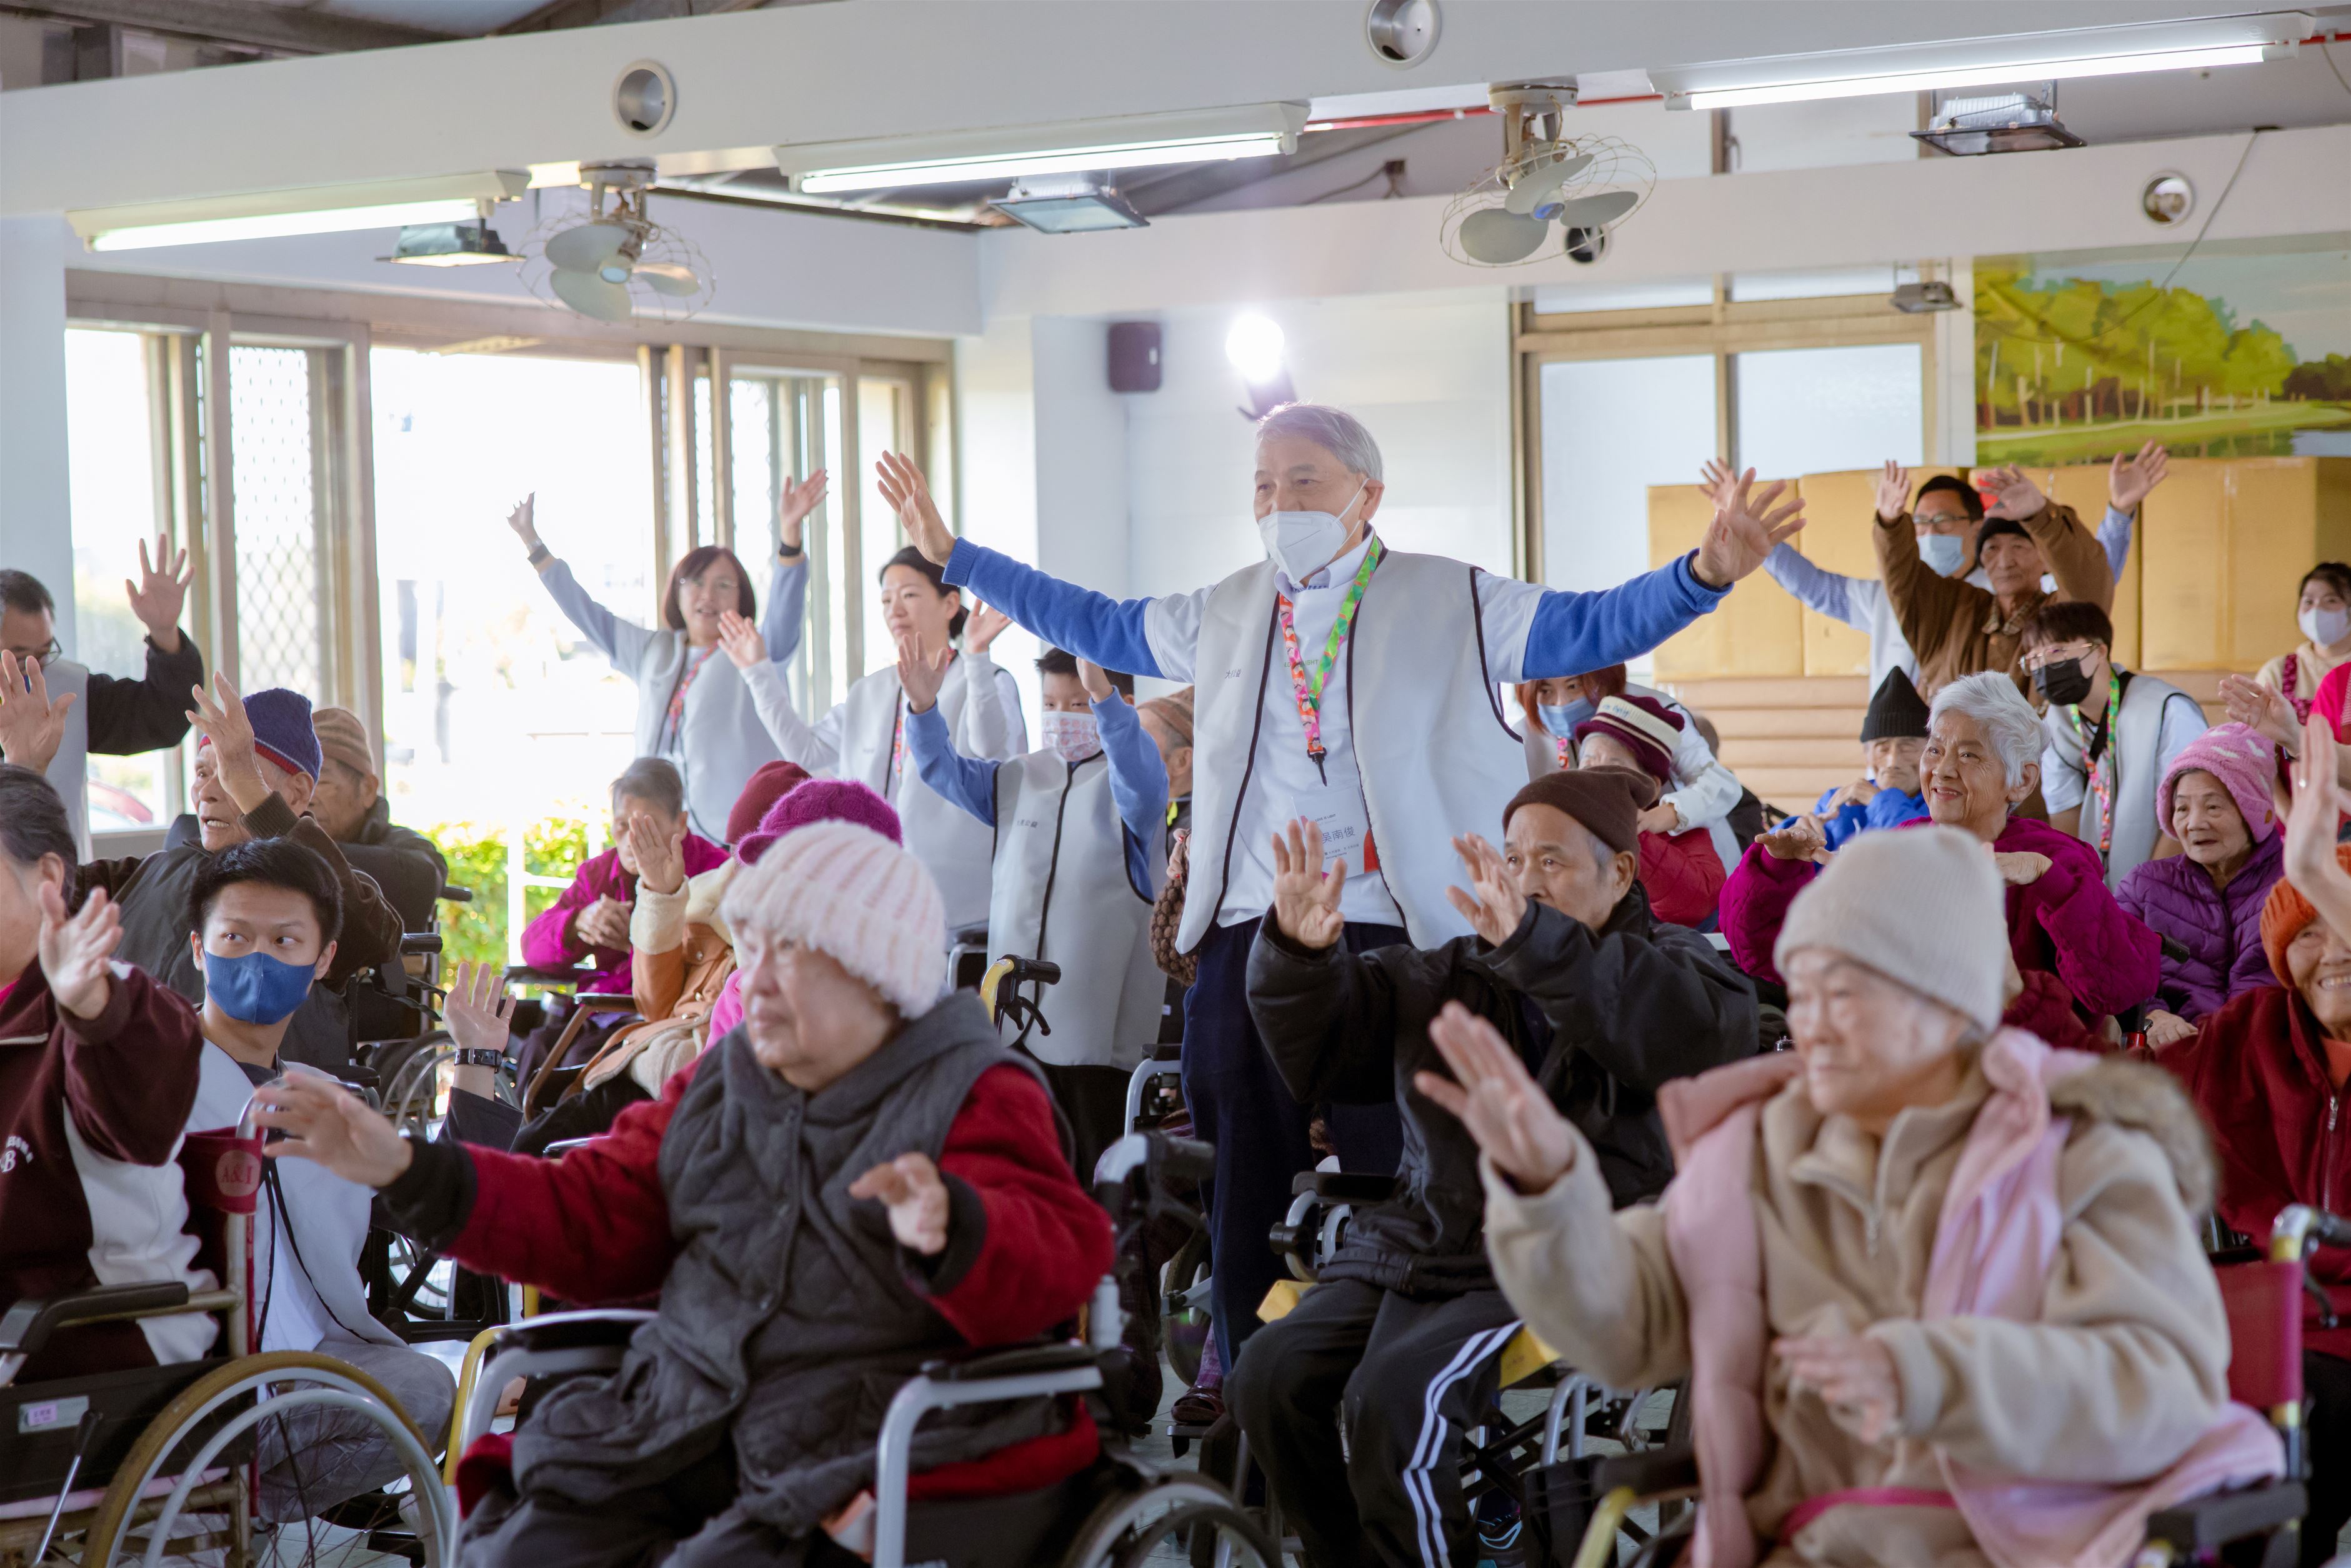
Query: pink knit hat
xmin=2157 ymin=722 xmax=2280 ymax=844
xmin=720 ymin=821 xmax=944 ymax=1016
xmin=734 ymin=779 xmax=901 ymax=867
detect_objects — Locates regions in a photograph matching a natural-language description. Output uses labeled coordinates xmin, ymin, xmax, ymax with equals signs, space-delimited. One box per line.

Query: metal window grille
xmin=229 ymin=344 xmax=329 ymax=697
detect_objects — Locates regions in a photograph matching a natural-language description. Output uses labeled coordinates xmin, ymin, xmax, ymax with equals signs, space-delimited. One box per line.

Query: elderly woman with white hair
xmin=1723 ymin=672 xmax=2159 ymax=1052
xmin=249 ymin=822 xmax=1112 ymax=1567
xmin=1421 ymin=826 xmax=2280 ymax=1568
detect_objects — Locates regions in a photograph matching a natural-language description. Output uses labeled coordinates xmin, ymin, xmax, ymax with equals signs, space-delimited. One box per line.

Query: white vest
xmin=836 ymin=657 xmax=999 ymax=933
xmin=2045 ymin=671 xmax=2190 ymax=891
xmin=986 ymin=749 xmax=1163 ymax=1071
xmin=40 ymin=659 xmax=94 ymax=857
xmin=1182 ymin=552 xmax=1526 ymax=953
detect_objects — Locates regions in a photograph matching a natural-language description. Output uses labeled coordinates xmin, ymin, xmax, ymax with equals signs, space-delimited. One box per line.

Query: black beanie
xmin=1860 ymin=667 xmax=1930 ymax=743
xmin=1504 ymin=766 xmax=1660 ymax=856
xmin=1971 ymin=517 xmax=2032 ymax=572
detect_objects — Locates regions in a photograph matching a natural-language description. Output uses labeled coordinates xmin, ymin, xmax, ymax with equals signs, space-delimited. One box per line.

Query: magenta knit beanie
xmin=733 ymin=779 xmax=902 ymax=867
xmin=2157 ymin=722 xmax=2279 ymax=844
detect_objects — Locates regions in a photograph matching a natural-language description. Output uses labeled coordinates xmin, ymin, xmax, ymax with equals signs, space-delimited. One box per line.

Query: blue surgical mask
xmin=1539 ymin=700 xmax=1592 ymax=737
xmin=1917 ymin=532 xmax=1968 ymax=577
xmin=203 ymin=949 xmax=316 ymax=1026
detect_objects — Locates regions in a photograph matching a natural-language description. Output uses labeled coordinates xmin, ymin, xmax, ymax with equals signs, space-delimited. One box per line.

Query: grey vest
xmin=2044 ymin=671 xmax=2197 ymax=891
xmin=511 ymin=999 xmax=1070 ymax=1532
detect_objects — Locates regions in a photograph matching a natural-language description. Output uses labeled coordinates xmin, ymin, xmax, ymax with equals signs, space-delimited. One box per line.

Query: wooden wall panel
xmin=2139 ymin=459 xmax=2231 ymax=671
xmin=1790 ymin=467 xmax=1963 ymax=677
xmin=2039 ymin=462 xmax=2137 ymax=667
xmin=1647 ymin=482 xmax=1803 ymax=679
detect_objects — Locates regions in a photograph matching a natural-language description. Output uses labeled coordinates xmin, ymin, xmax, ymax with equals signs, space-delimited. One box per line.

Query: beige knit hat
xmin=720 ymin=821 xmax=946 ymax=1017
xmin=1774 ymin=825 xmax=2009 ymax=1035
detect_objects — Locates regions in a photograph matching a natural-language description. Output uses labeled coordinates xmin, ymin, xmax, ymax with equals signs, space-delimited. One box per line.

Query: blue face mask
xmin=1917 ymin=532 xmax=1969 ymax=577
xmin=202 ymin=949 xmax=317 ymax=1026
xmin=1539 ymin=700 xmax=1592 ymax=738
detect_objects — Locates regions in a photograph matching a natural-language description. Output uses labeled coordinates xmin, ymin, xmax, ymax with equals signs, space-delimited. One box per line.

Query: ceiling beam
xmin=1124 ymin=121 xmax=1435 ymax=215
xmin=0 ymin=0 xmax=454 ymax=54
xmin=496 ymin=0 xmax=781 ymax=35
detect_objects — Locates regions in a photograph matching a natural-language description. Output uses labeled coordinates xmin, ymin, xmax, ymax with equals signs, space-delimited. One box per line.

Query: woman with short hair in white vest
xmin=2021 ymin=598 xmax=2208 ymax=892
xmin=897 ymin=639 xmax=1166 ymax=1176
xmin=717 ymin=546 xmax=1026 ymax=937
xmin=871 ymin=404 xmax=1800 ymax=1406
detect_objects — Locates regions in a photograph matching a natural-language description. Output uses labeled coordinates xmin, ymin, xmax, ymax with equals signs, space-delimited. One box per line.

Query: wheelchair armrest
xmin=1290 ymin=1171 xmax=1400 ymax=1204
xmin=399 ymin=932 xmax=443 ymax=956
xmin=575 ymin=992 xmax=637 ymax=1008
xmin=1593 ymin=1445 xmax=1699 ymax=1498
xmin=502 ymin=1308 xmax=657 ymax=1352
xmin=2143 ymin=1480 xmax=2308 ymax=1552
xmin=504 ymin=964 xmax=591 ymax=988
xmin=440 ymin=884 xmax=474 ymax=904
xmin=919 ymin=1339 xmax=1098 ymax=1382
xmin=0 ymin=1282 xmax=194 ymax=1355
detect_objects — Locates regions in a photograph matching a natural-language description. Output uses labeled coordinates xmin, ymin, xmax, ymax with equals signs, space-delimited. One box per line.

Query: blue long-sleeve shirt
xmin=1813 ymin=784 xmax=1931 ymax=847
xmin=939 ymin=537 xmax=1730 ymax=686
xmin=904 ymin=692 xmax=1167 ymax=892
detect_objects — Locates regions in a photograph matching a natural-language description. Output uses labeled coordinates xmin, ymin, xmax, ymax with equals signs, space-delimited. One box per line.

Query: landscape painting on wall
xmin=1975 ymin=238 xmax=2351 ymax=466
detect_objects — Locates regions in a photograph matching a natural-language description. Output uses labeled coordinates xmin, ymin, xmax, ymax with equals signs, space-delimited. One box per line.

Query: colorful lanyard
xmin=1275 ymin=537 xmax=1385 ymax=784
xmin=1555 ymin=734 xmax=1574 ymax=771
xmin=2063 ymin=674 xmax=2125 ymax=859
xmin=2283 ymin=653 xmax=2315 ymax=723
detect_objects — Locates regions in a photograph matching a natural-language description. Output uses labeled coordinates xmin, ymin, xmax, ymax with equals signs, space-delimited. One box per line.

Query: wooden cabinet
xmin=1645 ymin=482 xmax=1803 ymax=679
xmin=2140 ymin=457 xmax=2351 ymax=671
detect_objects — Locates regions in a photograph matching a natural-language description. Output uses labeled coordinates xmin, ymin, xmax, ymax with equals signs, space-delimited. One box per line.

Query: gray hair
xmin=610 ymin=756 xmax=686 ymax=819
xmin=1927 ymin=672 xmax=2043 ymax=787
xmin=1255 ymin=402 xmax=1383 ymax=483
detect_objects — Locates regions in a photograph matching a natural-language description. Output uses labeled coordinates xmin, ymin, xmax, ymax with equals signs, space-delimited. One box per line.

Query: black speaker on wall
xmin=1108 ymin=322 xmax=1162 ymax=393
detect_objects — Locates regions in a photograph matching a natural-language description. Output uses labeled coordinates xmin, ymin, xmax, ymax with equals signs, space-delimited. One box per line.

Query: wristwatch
xmin=777 ymin=541 xmax=805 ymax=561
xmin=452 ymin=1048 xmax=510 ymax=1072
xmin=526 ymin=542 xmax=551 ymax=567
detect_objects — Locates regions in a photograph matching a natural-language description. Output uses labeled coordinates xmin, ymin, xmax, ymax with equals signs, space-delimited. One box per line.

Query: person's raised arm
xmin=877 ymin=451 xmax=1183 ymax=681
xmin=954 ymin=605 xmax=1024 ymax=759
xmin=507 ymin=493 xmax=656 ymax=673
xmin=42 ymin=883 xmax=205 ymax=1165
xmin=1086 ymin=662 xmax=1168 ymax=857
xmin=1977 ymin=464 xmax=2110 ymax=614
xmin=1244 ymin=819 xmax=1400 ymax=1106
xmin=0 ymin=651 xmax=74 ymax=774
xmin=2098 ymin=440 xmax=2167 ymax=583
xmin=760 ymin=471 xmax=826 ymax=663
xmin=86 ymin=534 xmax=204 ymax=757
xmin=719 ymin=609 xmax=841 ymax=772
xmin=899 ymin=632 xmax=998 ymax=826
xmin=1869 ymin=460 xmax=1983 ymax=664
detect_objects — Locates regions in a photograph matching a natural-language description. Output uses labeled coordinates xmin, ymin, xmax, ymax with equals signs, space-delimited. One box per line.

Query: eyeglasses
xmin=3 ymin=640 xmax=61 ymax=671
xmin=2021 ymin=641 xmax=2098 ymax=671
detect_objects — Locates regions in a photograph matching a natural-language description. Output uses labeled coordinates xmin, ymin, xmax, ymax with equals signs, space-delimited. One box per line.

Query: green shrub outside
xmin=425 ymin=816 xmax=594 ymax=972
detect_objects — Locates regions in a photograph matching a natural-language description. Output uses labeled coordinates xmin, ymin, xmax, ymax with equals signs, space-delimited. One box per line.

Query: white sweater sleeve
xmin=739 ymin=657 xmax=842 ymax=774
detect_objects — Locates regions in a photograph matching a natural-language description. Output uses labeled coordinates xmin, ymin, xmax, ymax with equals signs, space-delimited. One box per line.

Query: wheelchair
xmin=0 ymin=1102 xmax=454 ymax=1566
xmin=1554 ymin=1204 xmax=2351 ymax=1568
xmin=442 ymin=1131 xmax=1278 ymax=1568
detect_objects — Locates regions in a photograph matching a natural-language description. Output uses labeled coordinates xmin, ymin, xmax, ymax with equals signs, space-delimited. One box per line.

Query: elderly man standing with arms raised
xmin=872 ymin=404 xmax=1800 ymax=1403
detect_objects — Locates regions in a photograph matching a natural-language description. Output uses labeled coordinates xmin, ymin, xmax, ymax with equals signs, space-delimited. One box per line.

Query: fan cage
xmin=519 ymin=200 xmax=714 ymax=326
xmin=1439 ymin=134 xmax=1655 ymax=270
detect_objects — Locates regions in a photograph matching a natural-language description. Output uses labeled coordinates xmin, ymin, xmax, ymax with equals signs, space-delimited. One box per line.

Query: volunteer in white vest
xmin=2021 ymin=598 xmax=2207 ymax=891
xmin=900 ymin=641 xmax=1166 ymax=1171
xmin=0 ymin=546 xmax=205 ymax=856
xmin=722 ymin=545 xmax=1026 ymax=936
xmin=871 ymin=402 xmax=1802 ymax=1392
xmin=181 ymin=837 xmax=454 ymax=1529
xmin=504 ymin=479 xmax=824 ymax=846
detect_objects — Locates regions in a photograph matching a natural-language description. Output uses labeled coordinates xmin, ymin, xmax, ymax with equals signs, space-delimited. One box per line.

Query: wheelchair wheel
xmin=1059 ymin=1477 xmax=1281 ymax=1568
xmin=80 ymin=1350 xmax=453 ymax=1568
xmin=1162 ymin=1231 xmax=1212 ymax=1389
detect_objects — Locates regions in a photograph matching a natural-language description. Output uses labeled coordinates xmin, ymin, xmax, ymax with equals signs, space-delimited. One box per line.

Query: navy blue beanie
xmin=240 ymin=688 xmax=322 ymax=781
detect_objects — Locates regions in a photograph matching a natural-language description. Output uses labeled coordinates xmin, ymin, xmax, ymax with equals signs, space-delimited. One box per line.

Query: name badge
xmin=1292 ymin=788 xmax=1370 ymax=872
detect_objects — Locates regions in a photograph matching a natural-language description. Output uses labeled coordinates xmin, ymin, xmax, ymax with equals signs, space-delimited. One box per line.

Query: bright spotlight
xmin=1225 ymin=315 xmax=1287 ymax=384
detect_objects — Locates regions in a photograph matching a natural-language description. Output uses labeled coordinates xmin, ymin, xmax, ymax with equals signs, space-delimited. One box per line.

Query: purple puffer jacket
xmin=2114 ymin=832 xmax=2285 ymax=1022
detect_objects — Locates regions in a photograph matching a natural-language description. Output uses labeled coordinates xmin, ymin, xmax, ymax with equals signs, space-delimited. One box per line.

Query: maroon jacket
xmin=2161 ymin=983 xmax=2351 ymax=1360
xmin=517 ymin=837 xmax=728 ymax=993
xmin=0 ymin=961 xmax=207 ymax=1380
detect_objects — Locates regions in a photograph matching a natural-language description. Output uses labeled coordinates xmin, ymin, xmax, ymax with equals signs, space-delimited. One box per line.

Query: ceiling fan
xmin=522 ymin=164 xmax=712 ymax=324
xmin=1440 ymin=84 xmax=1653 ymax=268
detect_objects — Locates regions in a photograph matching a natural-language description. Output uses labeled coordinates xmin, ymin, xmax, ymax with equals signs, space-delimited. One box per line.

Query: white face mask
xmin=1257 ymin=479 xmax=1368 ymax=584
xmin=1041 ymin=711 xmax=1101 ymax=765
xmin=2301 ymin=604 xmax=2350 ymax=649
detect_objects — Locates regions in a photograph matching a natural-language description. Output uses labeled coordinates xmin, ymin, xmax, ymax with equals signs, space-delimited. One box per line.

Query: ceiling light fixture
xmin=381 ymin=220 xmax=520 ymax=267
xmin=990 ymin=179 xmax=1150 ymax=233
xmin=69 ymin=171 xmax=528 ymax=252
xmin=1652 ymin=12 xmax=2305 ymax=111
xmin=776 ymin=104 xmax=1306 ymax=194
xmin=1911 ymin=91 xmax=2085 ymax=156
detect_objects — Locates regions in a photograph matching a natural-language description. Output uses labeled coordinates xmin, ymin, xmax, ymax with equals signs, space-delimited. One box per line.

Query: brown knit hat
xmin=1138 ymin=687 xmax=1194 ymax=747
xmin=1504 ymin=766 xmax=1660 ymax=857
xmin=309 ymin=707 xmax=376 ymax=782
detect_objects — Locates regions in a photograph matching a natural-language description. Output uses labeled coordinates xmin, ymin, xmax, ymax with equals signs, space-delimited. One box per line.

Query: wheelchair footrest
xmin=2143 ymin=1479 xmax=2307 ymax=1551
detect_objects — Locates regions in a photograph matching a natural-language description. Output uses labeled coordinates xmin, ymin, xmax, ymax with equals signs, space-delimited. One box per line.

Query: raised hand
xmin=1874 ymin=459 xmax=1913 ymax=523
xmin=1774 ymin=1334 xmax=1901 ymax=1444
xmin=1444 ymin=832 xmax=1527 ymax=947
xmin=2108 ymin=440 xmax=2169 ymax=513
xmin=2219 ymin=674 xmax=2299 ymax=751
xmin=1692 ymin=467 xmax=1805 ymax=591
xmin=1757 ymin=814 xmax=1825 ymax=863
xmin=1077 ymin=658 xmax=1115 ymax=704
xmin=624 ymin=811 xmax=686 ymax=897
xmin=37 ymin=882 xmax=119 ymax=1021
xmin=251 ymin=1074 xmax=413 ymax=1188
xmin=874 ymin=451 xmax=955 ymax=568
xmin=777 ymin=469 xmax=829 ymax=550
xmin=442 ymin=961 xmax=514 ymax=1059
xmin=964 ymin=602 xmax=1012 ymax=656
xmin=1415 ymin=1001 xmax=1575 ymax=1192
xmin=2281 ymin=710 xmax=2351 ymax=902
xmin=1975 ymin=464 xmax=2046 ymax=522
xmin=1992 ymin=850 xmax=2051 ymax=886
xmin=896 ymin=631 xmax=951 ymax=714
xmin=124 ymin=534 xmax=192 ymax=651
xmin=1270 ymin=819 xmax=1347 ymax=951
xmin=506 ymin=493 xmax=541 ymax=552
xmin=0 ymin=651 xmax=76 ymax=772
xmin=1697 ymin=458 xmax=1737 ymax=506
xmin=186 ymin=671 xmax=269 ymax=812
xmin=716 ymin=609 xmax=769 ymax=671
xmin=849 ymin=1151 xmax=951 ymax=1255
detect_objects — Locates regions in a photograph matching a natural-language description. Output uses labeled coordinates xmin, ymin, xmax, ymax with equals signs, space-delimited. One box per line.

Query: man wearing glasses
xmin=0 ymin=540 xmax=204 ymax=855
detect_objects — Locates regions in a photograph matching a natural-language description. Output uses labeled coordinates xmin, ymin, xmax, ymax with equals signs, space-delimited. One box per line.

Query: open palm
xmin=1693 ymin=467 xmax=1805 ymax=589
xmin=875 ymin=452 xmax=955 ymax=567
xmin=1270 ymin=819 xmax=1347 ymax=951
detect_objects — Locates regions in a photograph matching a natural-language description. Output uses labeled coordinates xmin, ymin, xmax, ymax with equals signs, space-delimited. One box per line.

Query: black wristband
xmin=777 ymin=541 xmax=805 ymax=560
xmin=526 ymin=542 xmax=551 ymax=566
xmin=452 ymin=1048 xmax=509 ymax=1071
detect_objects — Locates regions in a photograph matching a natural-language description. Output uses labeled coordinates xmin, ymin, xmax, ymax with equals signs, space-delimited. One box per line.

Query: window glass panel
xmin=1734 ymin=342 xmax=1923 ymax=477
xmin=857 ymin=378 xmax=907 ymax=678
xmin=823 ymin=382 xmax=850 ymax=688
xmin=229 ymin=344 xmax=325 ymax=697
xmin=693 ymin=371 xmax=716 ymax=547
xmin=1538 ymin=354 xmax=1719 ymax=596
xmin=64 ymin=327 xmax=169 ymax=829
xmin=1530 ymin=279 xmax=1713 ymax=316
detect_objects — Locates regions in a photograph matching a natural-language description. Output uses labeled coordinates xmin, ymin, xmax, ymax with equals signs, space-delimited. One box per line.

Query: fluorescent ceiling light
xmin=777 ymin=104 xmax=1305 ymax=194
xmin=1654 ymin=12 xmax=2305 ymax=110
xmin=70 ymin=171 xmax=527 ymax=252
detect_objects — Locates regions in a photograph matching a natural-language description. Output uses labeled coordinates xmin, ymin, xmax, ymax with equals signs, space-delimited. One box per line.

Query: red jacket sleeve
xmin=2025 ymin=839 xmax=2162 ymax=1019
xmin=1719 ymin=841 xmax=1816 ymax=983
xmin=1639 ymin=827 xmax=1726 ymax=928
xmin=62 ymin=964 xmax=204 ymax=1165
xmin=915 ymin=1065 xmax=1112 ymax=1346
xmin=444 ymin=1055 xmax=702 ymax=1303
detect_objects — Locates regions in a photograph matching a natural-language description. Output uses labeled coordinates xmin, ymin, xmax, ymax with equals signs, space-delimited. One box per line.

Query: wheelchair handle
xmin=440 ymin=884 xmax=475 ymax=904
xmin=399 ymin=932 xmax=443 ymax=956
xmin=2275 ymin=1204 xmax=2351 ymax=1259
xmin=1151 ymin=1133 xmax=1215 ymax=1187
